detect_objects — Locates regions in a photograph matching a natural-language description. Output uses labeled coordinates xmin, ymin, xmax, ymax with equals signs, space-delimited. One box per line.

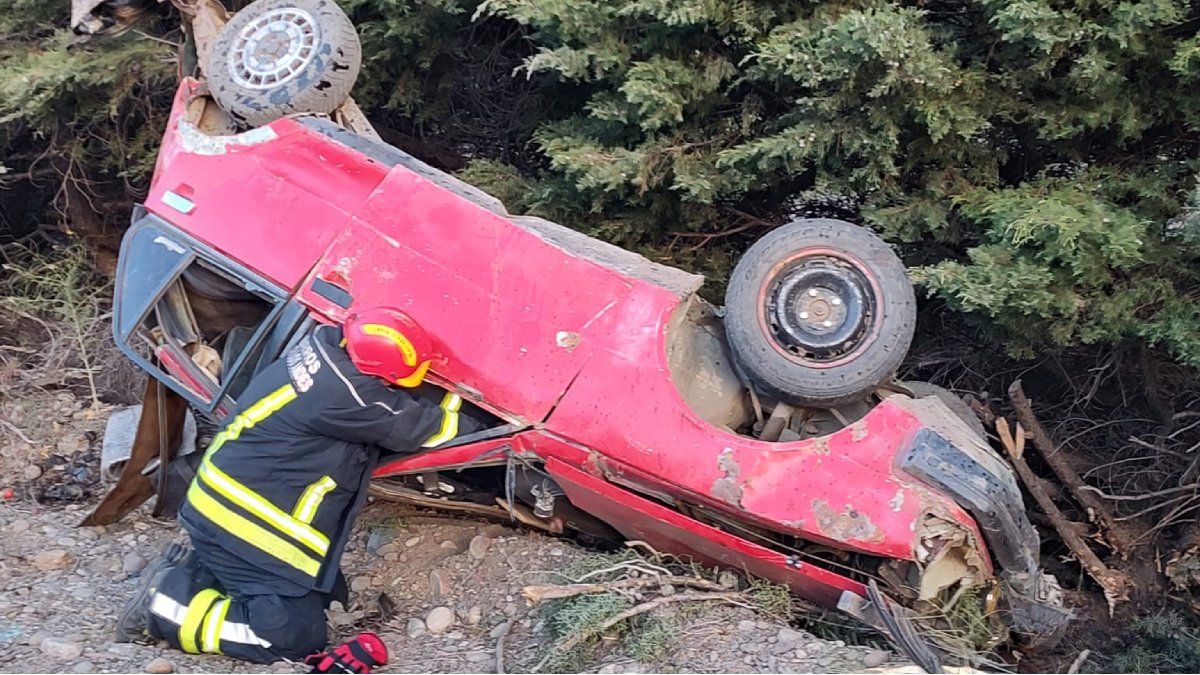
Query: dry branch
xmin=996 ymin=417 xmax=1130 ymax=613
xmin=964 ymin=393 xmax=996 ymax=429
xmin=1008 ymin=380 xmax=1133 ymax=555
xmin=493 ymin=615 xmax=518 ymax=675
xmin=1081 ymin=483 xmax=1200 ymax=502
xmin=521 ymin=576 xmax=726 ymax=602
xmin=1067 ymin=649 xmax=1091 ymax=674
xmin=0 ymin=418 xmax=36 ymax=446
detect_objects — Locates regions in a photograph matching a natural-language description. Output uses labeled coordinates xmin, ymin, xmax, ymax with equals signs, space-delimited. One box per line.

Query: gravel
xmin=40 ymin=636 xmax=84 ymax=660
xmin=863 ymin=649 xmax=891 ymax=668
xmin=144 ymin=657 xmax=175 ymax=673
xmin=467 ymin=535 xmax=490 ymax=560
xmin=121 ymin=552 xmax=147 ymax=576
xmin=465 ymin=605 xmax=482 ymax=626
xmin=0 ymin=393 xmax=900 ymax=673
xmin=32 ymin=549 xmax=74 ymax=572
xmin=424 ymin=607 xmax=454 ymax=635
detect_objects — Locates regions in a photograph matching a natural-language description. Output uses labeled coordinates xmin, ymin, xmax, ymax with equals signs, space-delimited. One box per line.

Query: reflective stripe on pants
xmin=148 ymin=561 xmax=327 ymax=663
xmin=188 ymin=382 xmax=331 ymax=576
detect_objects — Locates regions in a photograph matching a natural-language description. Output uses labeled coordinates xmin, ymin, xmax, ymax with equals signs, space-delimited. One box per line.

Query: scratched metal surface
xmin=544 ymin=299 xmax=984 ymax=563
xmin=146 ymin=80 xmax=389 ymax=291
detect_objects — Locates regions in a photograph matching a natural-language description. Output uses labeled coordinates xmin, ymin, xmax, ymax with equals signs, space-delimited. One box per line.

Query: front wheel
xmin=724 ymin=218 xmax=916 ymax=407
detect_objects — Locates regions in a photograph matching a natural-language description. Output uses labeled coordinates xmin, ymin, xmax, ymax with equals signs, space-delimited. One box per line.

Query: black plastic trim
xmin=311 ymin=277 xmax=352 ymax=308
xmin=900 ymin=427 xmax=1039 ymax=580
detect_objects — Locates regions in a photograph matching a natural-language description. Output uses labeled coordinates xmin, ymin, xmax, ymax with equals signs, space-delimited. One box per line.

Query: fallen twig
xmin=531 ymin=591 xmax=745 ymax=672
xmin=996 ymin=417 xmax=1129 ymax=614
xmin=521 ymin=575 xmax=725 ymax=603
xmin=964 ymin=393 xmax=996 ymax=429
xmin=1009 ymin=380 xmax=1134 ymax=555
xmin=571 ymin=558 xmax=672 ymax=582
xmin=1067 ymin=648 xmax=1091 ymax=674
xmin=0 ymin=418 xmax=36 ymax=446
xmin=1080 ymin=482 xmax=1200 ymax=502
xmin=494 ymin=615 xmax=518 ymax=675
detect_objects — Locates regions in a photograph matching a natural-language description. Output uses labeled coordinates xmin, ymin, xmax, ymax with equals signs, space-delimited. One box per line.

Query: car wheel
xmin=902 ymin=381 xmax=987 ymax=439
xmin=204 ymin=0 xmax=361 ymax=127
xmin=724 ymin=218 xmax=916 ymax=407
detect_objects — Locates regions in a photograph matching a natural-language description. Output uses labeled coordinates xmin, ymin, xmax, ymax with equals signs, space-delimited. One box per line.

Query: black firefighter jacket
xmin=179 ymin=325 xmax=486 ymax=597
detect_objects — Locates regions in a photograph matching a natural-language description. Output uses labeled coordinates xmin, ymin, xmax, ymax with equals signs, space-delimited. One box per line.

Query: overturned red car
xmin=100 ymin=0 xmax=1070 ymax=659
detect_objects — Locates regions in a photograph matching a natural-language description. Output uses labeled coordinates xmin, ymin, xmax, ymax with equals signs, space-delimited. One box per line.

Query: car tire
xmin=204 ymin=0 xmax=362 ymax=127
xmin=902 ymin=381 xmax=987 ymax=439
xmin=724 ymin=218 xmax=916 ymax=407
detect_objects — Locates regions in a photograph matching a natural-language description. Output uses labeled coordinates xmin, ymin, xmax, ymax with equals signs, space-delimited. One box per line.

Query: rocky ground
xmin=0 ymin=390 xmax=909 ymax=674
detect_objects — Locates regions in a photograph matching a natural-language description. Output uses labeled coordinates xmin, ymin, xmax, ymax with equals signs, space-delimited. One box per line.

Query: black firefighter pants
xmin=146 ymin=556 xmax=341 ymax=663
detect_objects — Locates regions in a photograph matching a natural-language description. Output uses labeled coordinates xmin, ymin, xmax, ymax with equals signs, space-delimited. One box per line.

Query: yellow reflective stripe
xmin=244 ymin=383 xmax=298 ymax=420
xmin=179 ymin=588 xmax=221 ymax=654
xmin=293 ymin=476 xmax=337 ymax=524
xmin=207 ymin=384 xmax=298 ymax=456
xmin=202 ymin=598 xmax=230 ymax=655
xmin=422 ymin=392 xmax=463 ymax=447
xmin=198 ymin=460 xmax=329 ymax=555
xmin=361 ymin=324 xmax=418 ymax=366
xmin=187 ymin=482 xmax=321 ymax=577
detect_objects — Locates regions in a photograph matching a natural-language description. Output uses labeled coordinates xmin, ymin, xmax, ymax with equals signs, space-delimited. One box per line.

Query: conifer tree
xmin=468 ymin=0 xmax=1200 ymax=365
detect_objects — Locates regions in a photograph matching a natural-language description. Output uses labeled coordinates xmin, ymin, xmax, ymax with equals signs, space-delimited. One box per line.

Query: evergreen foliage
xmin=1104 ymin=611 xmax=1200 ymax=673
xmin=4 ymin=0 xmax=1200 ymax=366
xmin=0 ymin=1 xmax=175 ymax=242
xmin=468 ymin=0 xmax=1200 ymax=366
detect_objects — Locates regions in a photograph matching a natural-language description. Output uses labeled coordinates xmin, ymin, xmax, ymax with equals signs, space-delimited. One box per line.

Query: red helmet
xmin=344 ymin=307 xmax=434 ymax=387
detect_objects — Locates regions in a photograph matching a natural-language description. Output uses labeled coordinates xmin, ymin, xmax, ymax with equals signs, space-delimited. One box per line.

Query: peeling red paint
xmin=809 ymin=436 xmax=832 ymax=455
xmin=812 ymin=499 xmax=885 ymax=544
xmin=850 ymin=420 xmax=868 ymax=442
xmin=710 ymin=448 xmax=744 ymax=507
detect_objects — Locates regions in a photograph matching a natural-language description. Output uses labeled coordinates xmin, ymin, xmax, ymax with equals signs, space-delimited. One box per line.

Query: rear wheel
xmin=205 ymin=0 xmax=362 ymax=126
xmin=724 ymin=218 xmax=916 ymax=407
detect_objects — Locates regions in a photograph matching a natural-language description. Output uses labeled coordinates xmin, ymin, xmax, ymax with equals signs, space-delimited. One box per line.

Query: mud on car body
xmin=91 ymin=0 xmax=1071 ymax=661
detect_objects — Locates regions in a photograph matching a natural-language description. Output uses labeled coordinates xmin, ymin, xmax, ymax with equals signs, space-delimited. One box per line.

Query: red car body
xmin=115 ymin=80 xmax=1066 ymax=643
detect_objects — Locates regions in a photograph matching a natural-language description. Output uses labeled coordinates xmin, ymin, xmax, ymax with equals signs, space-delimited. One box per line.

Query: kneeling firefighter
xmin=115 ymin=307 xmax=488 ymax=671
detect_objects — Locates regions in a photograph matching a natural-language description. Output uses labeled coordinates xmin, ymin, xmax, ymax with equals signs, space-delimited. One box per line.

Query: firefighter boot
xmin=114 ymin=542 xmax=189 ymax=642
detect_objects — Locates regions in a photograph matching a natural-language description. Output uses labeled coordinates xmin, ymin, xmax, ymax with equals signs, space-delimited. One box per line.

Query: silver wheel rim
xmin=228 ymin=8 xmax=320 ymax=90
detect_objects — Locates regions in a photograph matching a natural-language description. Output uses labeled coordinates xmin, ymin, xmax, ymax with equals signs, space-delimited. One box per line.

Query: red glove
xmin=305 ymin=633 xmax=389 ymax=674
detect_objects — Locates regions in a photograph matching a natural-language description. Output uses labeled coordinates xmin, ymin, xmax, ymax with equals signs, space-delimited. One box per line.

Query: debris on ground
xmin=0 ymin=391 xmax=905 ymax=674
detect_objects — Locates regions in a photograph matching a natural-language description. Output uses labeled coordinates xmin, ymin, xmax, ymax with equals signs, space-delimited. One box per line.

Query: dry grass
xmin=528 ymin=545 xmax=802 ymax=672
xmin=0 ymin=242 xmax=141 ymax=406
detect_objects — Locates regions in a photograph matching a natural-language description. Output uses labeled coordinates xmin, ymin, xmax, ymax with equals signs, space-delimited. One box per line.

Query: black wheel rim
xmin=764 ymin=255 xmax=875 ymax=363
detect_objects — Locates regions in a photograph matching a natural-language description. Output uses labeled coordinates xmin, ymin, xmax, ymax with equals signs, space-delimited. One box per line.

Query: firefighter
xmin=114 ymin=307 xmax=485 ymax=671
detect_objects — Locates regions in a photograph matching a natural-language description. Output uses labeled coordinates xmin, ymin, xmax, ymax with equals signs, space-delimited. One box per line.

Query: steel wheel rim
xmin=228 ymin=8 xmax=320 ymax=90
xmin=763 ymin=254 xmax=875 ymax=364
